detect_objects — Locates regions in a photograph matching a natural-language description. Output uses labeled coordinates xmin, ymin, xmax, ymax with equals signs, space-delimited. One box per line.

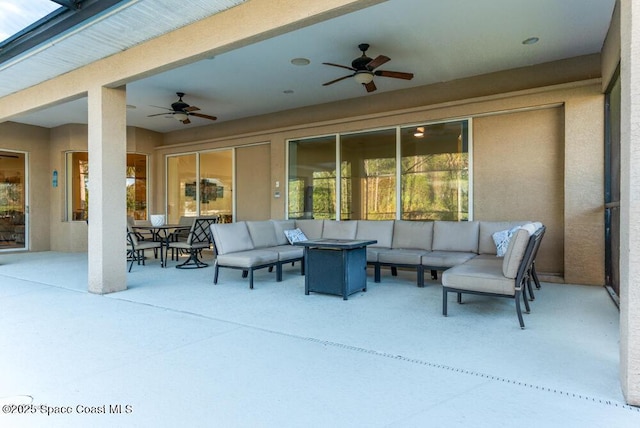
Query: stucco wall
xmin=152 ymin=81 xmax=605 ymax=285
xmin=474 ymin=107 xmax=564 ymax=277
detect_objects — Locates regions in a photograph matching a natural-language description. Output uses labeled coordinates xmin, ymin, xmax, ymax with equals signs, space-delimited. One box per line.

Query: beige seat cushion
xmin=442 ymin=263 xmax=516 ymax=296
xmin=421 ymin=251 xmax=476 ymax=268
xmin=216 ymin=249 xmax=279 ymax=268
xmin=268 ymin=245 xmax=304 ymax=261
xmin=378 ymin=249 xmax=428 ymax=265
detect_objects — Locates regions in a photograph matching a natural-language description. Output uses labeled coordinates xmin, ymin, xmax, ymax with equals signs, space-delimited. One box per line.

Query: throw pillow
xmin=492 ymin=226 xmax=521 ymax=257
xmin=284 ymin=228 xmax=308 ymax=244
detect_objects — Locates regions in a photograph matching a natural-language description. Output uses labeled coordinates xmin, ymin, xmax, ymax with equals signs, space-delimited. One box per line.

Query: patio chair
xmin=126 ymin=225 xmax=163 ymax=272
xmin=166 ymin=216 xmax=218 ymax=268
xmin=442 ymin=225 xmax=544 ymax=329
xmin=525 ymin=224 xmax=546 ymax=301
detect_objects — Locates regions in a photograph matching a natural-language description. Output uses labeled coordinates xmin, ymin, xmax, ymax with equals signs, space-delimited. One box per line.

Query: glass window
xmin=200 ymin=150 xmax=233 ymax=223
xmin=288 ymin=136 xmax=337 ymax=219
xmin=166 ymin=150 xmax=234 ymax=224
xmin=66 ymin=152 xmax=148 ymax=221
xmin=400 ymin=121 xmax=469 ymax=220
xmin=67 ymin=152 xmax=89 ymax=221
xmin=287 ymin=119 xmax=469 ymax=221
xmin=341 ymin=129 xmax=396 ymax=220
xmin=126 ymin=154 xmax=147 ymax=220
xmin=167 ymin=154 xmax=197 ymax=224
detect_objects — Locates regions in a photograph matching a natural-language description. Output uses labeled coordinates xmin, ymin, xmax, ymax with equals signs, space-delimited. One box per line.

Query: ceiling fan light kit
xmin=354 ymin=71 xmax=374 ymax=84
xmin=323 ymin=43 xmax=414 ymax=93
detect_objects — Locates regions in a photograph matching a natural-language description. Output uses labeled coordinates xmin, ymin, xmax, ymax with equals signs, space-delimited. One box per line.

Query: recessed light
xmin=522 ymin=37 xmax=539 ymax=45
xmin=283 ymin=90 xmax=294 ymax=94
xmin=290 ymin=58 xmax=310 ymax=66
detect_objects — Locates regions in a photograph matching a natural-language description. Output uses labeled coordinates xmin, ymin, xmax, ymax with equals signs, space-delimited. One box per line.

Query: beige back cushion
xmin=502 ymin=228 xmax=531 ymax=278
xmin=355 ymin=220 xmax=394 ymax=248
xmin=246 ymin=221 xmax=279 ymax=248
xmin=272 ymin=220 xmax=296 ymax=245
xmin=322 ymin=220 xmax=358 ymax=239
xmin=391 ymin=221 xmax=433 ymax=250
xmin=211 ymin=222 xmax=254 ymax=255
xmin=294 ymin=220 xmax=324 ymax=239
xmin=432 ymin=221 xmax=480 ymax=253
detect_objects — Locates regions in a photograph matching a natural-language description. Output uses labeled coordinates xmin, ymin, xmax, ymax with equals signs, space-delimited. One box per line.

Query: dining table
xmin=131 ymin=224 xmax=192 ymax=267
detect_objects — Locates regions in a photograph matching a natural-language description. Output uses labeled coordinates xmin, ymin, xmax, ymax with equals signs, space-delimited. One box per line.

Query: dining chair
xmin=126 ymin=225 xmax=163 ymax=271
xmin=167 ymin=216 xmax=218 ymax=268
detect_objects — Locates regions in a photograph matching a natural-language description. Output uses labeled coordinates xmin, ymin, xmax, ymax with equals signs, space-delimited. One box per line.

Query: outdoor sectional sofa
xmin=210 ymin=219 xmax=540 ymax=290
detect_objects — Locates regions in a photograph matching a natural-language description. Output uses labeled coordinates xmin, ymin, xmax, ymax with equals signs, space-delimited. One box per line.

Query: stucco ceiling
xmin=7 ymin=0 xmax=616 ymax=133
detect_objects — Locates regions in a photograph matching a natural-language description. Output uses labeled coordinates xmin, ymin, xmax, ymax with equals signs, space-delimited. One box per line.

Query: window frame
xmin=286 ymin=118 xmax=473 ymax=221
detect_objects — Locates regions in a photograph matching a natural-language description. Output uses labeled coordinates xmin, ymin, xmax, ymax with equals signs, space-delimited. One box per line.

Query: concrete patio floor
xmin=1 ymin=251 xmax=639 ymax=427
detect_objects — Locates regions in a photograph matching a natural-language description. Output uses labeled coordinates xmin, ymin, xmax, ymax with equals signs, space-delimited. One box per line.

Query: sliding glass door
xmin=166 ymin=150 xmax=233 ymax=224
xmin=0 ymin=151 xmax=27 ymax=250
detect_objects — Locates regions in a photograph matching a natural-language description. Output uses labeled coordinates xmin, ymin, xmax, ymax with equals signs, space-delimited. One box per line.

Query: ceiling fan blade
xmin=322 ymin=74 xmax=354 ymax=86
xmin=375 ymin=70 xmax=414 ymax=80
xmin=323 ymin=62 xmax=356 ymax=72
xmin=147 ymin=112 xmax=172 ymax=117
xmin=182 ymin=118 xmax=191 ymax=124
xmin=190 ymin=112 xmax=217 ymax=121
xmin=366 ymin=55 xmax=390 ymax=70
xmin=150 ymin=105 xmax=173 ymax=111
xmin=364 ymin=80 xmax=377 ymax=93
xmin=184 ymin=106 xmax=200 ymax=112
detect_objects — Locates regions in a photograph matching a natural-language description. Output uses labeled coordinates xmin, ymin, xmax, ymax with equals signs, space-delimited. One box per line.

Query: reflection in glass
xmin=126 ymin=154 xmax=147 ymax=220
xmin=288 ymin=136 xmax=337 ymax=219
xmin=0 ymin=151 xmax=26 ymax=249
xmin=341 ymin=129 xmax=396 ymax=220
xmin=167 ymin=154 xmax=196 ymax=224
xmin=400 ymin=121 xmax=469 ymax=220
xmin=200 ymin=150 xmax=233 ymax=223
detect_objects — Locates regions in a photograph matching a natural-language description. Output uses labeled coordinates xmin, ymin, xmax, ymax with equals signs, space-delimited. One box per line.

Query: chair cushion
xmin=247 ymin=221 xmax=279 ymax=248
xmin=391 ymin=221 xmax=433 ymax=250
xmin=421 ymin=251 xmax=477 ymax=268
xmin=267 ymin=245 xmax=304 ymax=261
xmin=432 ymin=221 xmax=479 ymax=253
xmin=378 ymin=249 xmax=429 ymax=265
xmin=502 ymin=228 xmax=532 ymax=278
xmin=216 ymin=249 xmax=279 ymax=268
xmin=356 ymin=220 xmax=394 ymax=248
xmin=210 ymin=222 xmax=254 ymax=255
xmin=272 ymin=220 xmax=296 ymax=245
xmin=294 ymin=220 xmax=324 ymax=239
xmin=322 ymin=220 xmax=357 ymax=239
xmin=442 ymin=263 xmax=516 ymax=296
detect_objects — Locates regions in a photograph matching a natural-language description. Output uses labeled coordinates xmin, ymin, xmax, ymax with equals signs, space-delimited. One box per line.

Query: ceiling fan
xmin=322 ymin=43 xmax=414 ymax=93
xmin=148 ymin=92 xmax=217 ymax=124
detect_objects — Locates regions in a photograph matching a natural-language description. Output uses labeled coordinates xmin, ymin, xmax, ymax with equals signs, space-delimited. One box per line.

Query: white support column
xmin=87 ymin=86 xmax=127 ymax=294
xmin=620 ymin=0 xmax=640 ymax=406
